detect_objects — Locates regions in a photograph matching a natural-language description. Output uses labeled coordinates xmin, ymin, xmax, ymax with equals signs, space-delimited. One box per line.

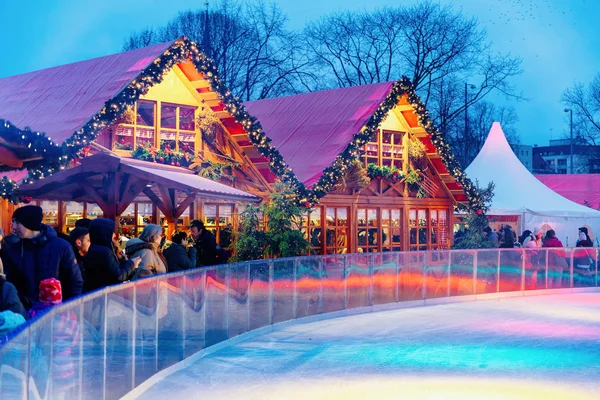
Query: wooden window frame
xmin=203 ymin=203 xmax=235 ymax=249
xmin=362 ymin=129 xmax=405 ymax=169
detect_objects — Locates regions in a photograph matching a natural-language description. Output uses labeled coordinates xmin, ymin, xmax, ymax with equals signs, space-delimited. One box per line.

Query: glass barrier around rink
xmin=0 ymin=248 xmax=598 ymax=399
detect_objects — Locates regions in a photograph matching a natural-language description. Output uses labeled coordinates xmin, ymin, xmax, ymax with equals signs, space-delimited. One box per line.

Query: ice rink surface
xmin=139 ymin=293 xmax=600 ymax=399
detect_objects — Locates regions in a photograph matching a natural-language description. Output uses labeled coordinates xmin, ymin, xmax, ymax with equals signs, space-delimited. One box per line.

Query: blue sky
xmin=1 ymin=0 xmax=598 ymax=146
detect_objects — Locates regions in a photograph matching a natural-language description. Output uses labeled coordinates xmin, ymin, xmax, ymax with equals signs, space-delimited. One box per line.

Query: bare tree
xmin=562 ymin=74 xmax=600 ymax=154
xmin=123 ymin=1 xmax=314 ymax=100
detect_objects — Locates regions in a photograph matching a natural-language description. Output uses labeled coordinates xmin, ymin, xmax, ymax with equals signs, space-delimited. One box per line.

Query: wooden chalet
xmin=244 ymin=82 xmax=472 ymax=253
xmin=0 ymin=38 xmax=270 ymax=247
xmin=0 ymin=37 xmax=476 ymax=254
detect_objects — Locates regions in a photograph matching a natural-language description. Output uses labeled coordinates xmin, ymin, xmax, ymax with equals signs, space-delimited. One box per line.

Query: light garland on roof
xmin=0 ymin=38 xmax=483 ymax=212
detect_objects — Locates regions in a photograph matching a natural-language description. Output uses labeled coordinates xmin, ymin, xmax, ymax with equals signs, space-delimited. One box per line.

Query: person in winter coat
xmin=542 ymin=230 xmax=563 ymax=248
xmin=163 ymin=230 xmax=197 ymax=272
xmin=69 ymin=227 xmax=90 ymax=279
xmin=519 ymin=230 xmax=534 ymax=248
xmin=483 ymin=226 xmax=499 ymax=247
xmin=126 ymin=224 xmax=168 ymax=279
xmin=0 ymin=261 xmax=26 ymax=317
xmin=83 ymin=218 xmax=140 ymax=293
xmin=189 ymin=220 xmax=218 ymax=266
xmin=1 ymin=206 xmax=82 ymax=309
xmin=576 ymin=227 xmax=593 ymax=247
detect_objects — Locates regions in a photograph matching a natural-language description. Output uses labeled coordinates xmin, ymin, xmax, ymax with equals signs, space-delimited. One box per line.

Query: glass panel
xmin=81 ymin=293 xmax=106 ymax=399
xmin=137 ymin=203 xmax=154 ymax=227
xmin=398 ymin=252 xmax=423 ymax=301
xmin=179 ymin=106 xmax=196 ymax=131
xmin=357 ymin=209 xmax=367 ymax=226
xmin=295 ymin=258 xmax=321 ymax=318
xmin=137 ymin=101 xmax=155 ymax=126
xmin=136 ymin=127 xmax=155 ymax=148
xmin=449 ymin=250 xmax=475 ymax=296
xmin=227 ymin=263 xmax=250 ymax=337
xmin=179 ymin=132 xmax=195 ymax=154
xmin=50 ymin=303 xmax=82 ymax=400
xmin=204 ymin=204 xmax=217 ymax=225
xmin=41 ymin=200 xmax=59 ymax=226
xmin=160 ymin=130 xmax=176 ymax=150
xmin=573 ymin=248 xmax=595 ymax=288
xmin=326 ymin=207 xmax=335 ymax=225
xmin=546 ymin=248 xmax=568 ymax=289
xmin=272 ymin=259 xmax=295 ymax=323
xmin=373 ymin=253 xmax=397 ymax=304
xmin=321 ymin=256 xmax=346 ymax=312
xmin=157 ymin=275 xmax=185 ymax=371
xmin=105 ymin=285 xmax=135 ymax=399
xmin=439 ymin=210 xmax=448 ymax=248
xmin=499 ymin=249 xmax=523 ymax=292
xmin=114 ymin=126 xmax=134 ymax=150
xmin=218 ymin=204 xmax=233 ymax=225
xmin=120 ymin=203 xmax=136 ymax=238
xmin=182 ymin=270 xmax=206 ymax=358
xmin=249 ymin=261 xmax=271 ymax=330
xmin=346 ymin=254 xmax=371 ymax=308
xmin=204 ymin=268 xmax=228 ymax=346
xmin=337 ymin=208 xmax=348 ymax=225
xmin=66 ymin=202 xmax=84 ymax=232
xmin=523 ymin=248 xmax=545 ymax=291
xmin=476 ymin=249 xmax=499 ymax=294
xmin=160 ymin=104 xmax=177 ymax=129
xmin=86 ymin=203 xmax=103 ymax=220
xmin=367 ymin=209 xmax=377 ymax=226
xmin=418 ymin=210 xmax=427 ymax=226
xmin=430 ymin=210 xmax=438 ymax=226
xmin=424 ymin=250 xmax=450 ymax=299
xmin=133 ymin=278 xmax=158 ymax=387
xmin=409 ymin=209 xmax=417 ymax=226
xmin=0 ymin=326 xmax=29 ymax=399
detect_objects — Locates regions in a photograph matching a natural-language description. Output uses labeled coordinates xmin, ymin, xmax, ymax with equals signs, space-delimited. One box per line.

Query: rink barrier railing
xmin=0 ymin=247 xmax=598 ymax=399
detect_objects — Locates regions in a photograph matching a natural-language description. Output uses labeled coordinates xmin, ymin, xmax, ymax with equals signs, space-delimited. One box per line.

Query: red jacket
xmin=542 ymin=237 xmax=563 ymax=248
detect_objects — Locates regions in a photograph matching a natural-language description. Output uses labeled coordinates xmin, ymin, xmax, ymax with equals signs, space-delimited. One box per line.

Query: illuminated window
xmin=357 ymin=208 xmax=379 ymax=253
xmin=300 ymin=207 xmax=323 ymax=253
xmin=325 ymin=207 xmax=349 ymax=254
xmin=160 ymin=104 xmax=196 ymax=153
xmin=409 ymin=208 xmax=449 ymax=251
xmin=362 ymin=130 xmax=405 ymax=168
xmin=204 ymin=204 xmax=234 ymax=248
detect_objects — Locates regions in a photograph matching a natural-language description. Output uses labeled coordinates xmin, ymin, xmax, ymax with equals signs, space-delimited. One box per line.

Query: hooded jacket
xmin=83 ymin=218 xmax=136 ymax=293
xmin=125 ymin=238 xmax=167 ymax=278
xmin=0 ymin=224 xmax=82 ymax=309
xmin=543 ymin=237 xmax=564 ymax=248
xmin=163 ymin=242 xmax=197 ymax=272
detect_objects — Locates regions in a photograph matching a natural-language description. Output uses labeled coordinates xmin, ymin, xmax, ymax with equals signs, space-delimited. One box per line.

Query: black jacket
xmin=0 ymin=278 xmax=26 ymax=317
xmin=194 ymin=230 xmax=218 ymax=266
xmin=1 ymin=224 xmax=82 ymax=309
xmin=83 ymin=218 xmax=136 ymax=293
xmin=163 ymin=242 xmax=197 ymax=272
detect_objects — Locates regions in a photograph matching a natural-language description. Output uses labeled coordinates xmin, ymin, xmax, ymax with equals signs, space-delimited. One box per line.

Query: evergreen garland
xmin=1 ymin=37 xmax=483 ymax=212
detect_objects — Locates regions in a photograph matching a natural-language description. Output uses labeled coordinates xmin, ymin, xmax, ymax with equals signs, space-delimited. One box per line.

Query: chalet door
xmin=357 ymin=207 xmax=402 ymax=253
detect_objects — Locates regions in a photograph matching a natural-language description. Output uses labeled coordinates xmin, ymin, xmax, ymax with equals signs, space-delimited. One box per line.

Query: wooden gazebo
xmin=16 ymin=153 xmax=260 ymax=233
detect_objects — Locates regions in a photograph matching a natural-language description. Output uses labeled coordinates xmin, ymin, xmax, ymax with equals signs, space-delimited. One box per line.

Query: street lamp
xmin=464 ymin=83 xmax=476 ymax=163
xmin=564 ymin=108 xmax=573 ymax=173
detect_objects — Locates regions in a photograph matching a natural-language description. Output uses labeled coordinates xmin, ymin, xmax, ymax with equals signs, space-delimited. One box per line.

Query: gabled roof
xmin=245 ymin=80 xmax=474 ymax=207
xmin=536 ymin=174 xmax=600 ymax=211
xmin=0 ymin=41 xmax=175 ymax=146
xmin=244 ymin=82 xmax=393 ymax=186
xmin=466 ymin=122 xmax=600 ymax=217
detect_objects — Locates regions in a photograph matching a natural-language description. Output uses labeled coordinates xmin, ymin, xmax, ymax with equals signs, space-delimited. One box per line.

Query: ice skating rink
xmin=136 ymin=293 xmax=600 ymax=399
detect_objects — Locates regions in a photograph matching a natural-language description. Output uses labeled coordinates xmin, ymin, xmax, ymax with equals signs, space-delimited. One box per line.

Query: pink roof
xmin=0 ymin=41 xmax=175 ymax=146
xmin=536 ymin=174 xmax=600 ymax=211
xmin=244 ymin=82 xmax=394 ymax=187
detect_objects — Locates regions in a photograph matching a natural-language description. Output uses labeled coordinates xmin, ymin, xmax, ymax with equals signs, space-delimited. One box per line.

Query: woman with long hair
xmin=126 ymin=224 xmax=168 ymax=278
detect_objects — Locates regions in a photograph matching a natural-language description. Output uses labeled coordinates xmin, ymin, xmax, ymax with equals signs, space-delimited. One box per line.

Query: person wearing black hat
xmin=0 ymin=205 xmax=83 ymax=309
xmin=189 ymin=219 xmax=219 ymax=266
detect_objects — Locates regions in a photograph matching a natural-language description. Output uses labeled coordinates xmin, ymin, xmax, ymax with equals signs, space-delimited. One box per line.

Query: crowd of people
xmin=0 ymin=205 xmax=228 ymax=336
xmin=482 ymin=225 xmax=594 ymax=250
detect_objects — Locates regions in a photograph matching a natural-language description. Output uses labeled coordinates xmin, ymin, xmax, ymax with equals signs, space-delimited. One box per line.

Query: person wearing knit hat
xmin=27 ymin=278 xmax=63 ymax=319
xmin=532 ymin=227 xmax=544 ymax=248
xmin=0 ymin=206 xmax=82 ymax=309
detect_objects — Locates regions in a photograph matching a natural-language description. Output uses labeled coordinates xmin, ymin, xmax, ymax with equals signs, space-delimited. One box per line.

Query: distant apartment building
xmin=532 ymin=138 xmax=600 ymax=174
xmin=511 ymin=144 xmax=533 ymax=171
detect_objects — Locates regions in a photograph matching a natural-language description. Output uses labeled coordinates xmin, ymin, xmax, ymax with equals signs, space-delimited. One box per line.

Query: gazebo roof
xmin=17 ymin=153 xmax=259 ymax=220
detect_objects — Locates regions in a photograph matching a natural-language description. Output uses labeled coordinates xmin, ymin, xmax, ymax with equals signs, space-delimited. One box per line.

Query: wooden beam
xmin=158 ymin=186 xmax=176 ymax=220
xmin=81 ymin=181 xmax=109 ymax=213
xmin=143 ymin=187 xmax=171 ymax=218
xmin=174 ymin=192 xmax=198 ymax=218
xmin=117 ymin=176 xmax=149 ymax=215
xmin=0 ymin=145 xmax=24 ymax=169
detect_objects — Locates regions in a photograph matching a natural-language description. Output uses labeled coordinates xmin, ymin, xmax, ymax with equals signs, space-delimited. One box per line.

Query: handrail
xmin=0 ymin=247 xmax=597 ymax=399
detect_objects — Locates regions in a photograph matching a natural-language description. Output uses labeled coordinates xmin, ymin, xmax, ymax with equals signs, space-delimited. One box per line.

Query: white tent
xmin=465 ymin=122 xmax=600 ymax=246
